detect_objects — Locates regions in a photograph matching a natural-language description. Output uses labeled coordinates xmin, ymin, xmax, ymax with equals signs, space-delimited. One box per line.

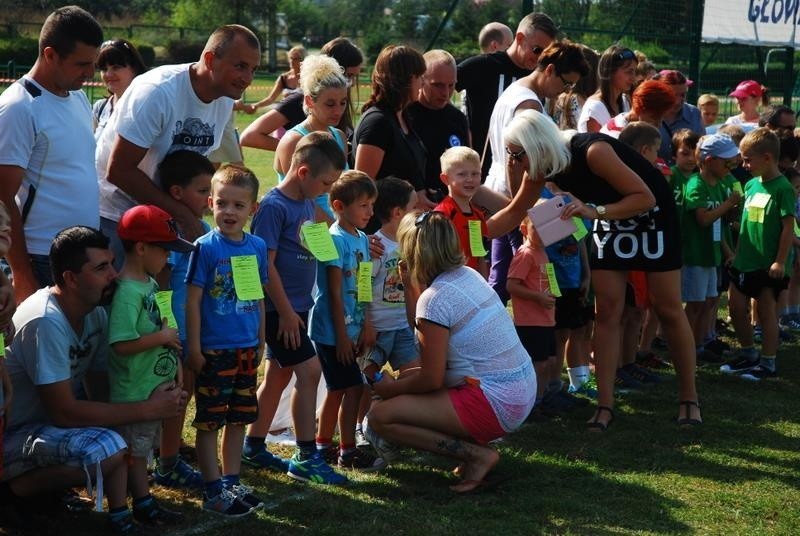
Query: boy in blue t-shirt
xmin=244 ymin=131 xmax=348 ymax=485
xmin=153 ymin=150 xmax=213 ymax=490
xmin=309 ymin=171 xmax=384 ymax=471
xmin=186 ymin=165 xmax=267 ymax=517
xmin=109 ymin=204 xmax=194 ymax=529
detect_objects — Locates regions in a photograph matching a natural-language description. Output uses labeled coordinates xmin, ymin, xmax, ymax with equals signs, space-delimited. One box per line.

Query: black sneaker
xmin=338 ymin=448 xmax=387 ymax=472
xmin=704 ymin=338 xmax=730 ymax=355
xmin=719 ymin=354 xmax=759 ymax=374
xmin=622 ymin=363 xmax=662 ymax=384
xmin=739 ymin=364 xmax=777 ymax=381
xmin=614 ymin=367 xmax=643 ymax=392
xmin=133 ymin=499 xmax=184 ymax=526
xmin=227 ymin=483 xmax=265 ymax=510
xmin=697 ymin=348 xmax=724 ymax=364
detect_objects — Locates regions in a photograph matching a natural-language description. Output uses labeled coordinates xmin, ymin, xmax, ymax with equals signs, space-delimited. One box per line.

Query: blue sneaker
xmin=153 ymin=457 xmax=203 ymax=490
xmin=241 ymin=446 xmax=290 ymax=472
xmin=287 ymin=451 xmax=348 ymax=485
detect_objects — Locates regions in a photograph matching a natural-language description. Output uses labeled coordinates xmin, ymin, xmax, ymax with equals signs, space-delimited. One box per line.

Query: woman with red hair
xmin=600 ymin=80 xmax=677 ymax=137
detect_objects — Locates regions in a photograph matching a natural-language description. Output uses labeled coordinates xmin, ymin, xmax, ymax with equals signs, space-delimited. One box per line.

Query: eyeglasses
xmin=101 ymin=39 xmax=130 ymax=50
xmin=559 ymin=73 xmax=576 ymax=91
xmin=505 ymin=146 xmax=526 ymax=161
xmin=616 ymin=49 xmax=637 ymax=61
xmin=415 ymin=211 xmax=433 ymax=227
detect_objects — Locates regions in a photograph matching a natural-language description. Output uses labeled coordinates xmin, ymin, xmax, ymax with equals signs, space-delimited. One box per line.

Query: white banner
xmin=702 ymin=0 xmax=800 ymax=47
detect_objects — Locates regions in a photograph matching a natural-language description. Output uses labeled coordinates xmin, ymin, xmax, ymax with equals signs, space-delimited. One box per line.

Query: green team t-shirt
xmin=108 ymin=277 xmax=178 ymax=403
xmin=682 ymin=173 xmax=729 ymax=266
xmin=669 ymin=166 xmax=690 ymax=224
xmin=733 ymin=174 xmax=796 ymax=274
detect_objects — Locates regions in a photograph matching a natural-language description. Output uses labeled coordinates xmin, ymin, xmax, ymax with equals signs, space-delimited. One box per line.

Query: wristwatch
xmin=596 ymin=205 xmax=607 ymax=218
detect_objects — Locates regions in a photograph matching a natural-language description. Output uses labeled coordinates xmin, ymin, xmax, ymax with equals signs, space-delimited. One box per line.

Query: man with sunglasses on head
xmin=96 ymin=25 xmax=260 ymax=266
xmin=457 ymin=12 xmax=558 ymax=178
xmin=0 ymin=6 xmax=103 ymax=304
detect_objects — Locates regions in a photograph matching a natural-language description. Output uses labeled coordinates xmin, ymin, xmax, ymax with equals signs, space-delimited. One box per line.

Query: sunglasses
xmin=559 ymin=73 xmax=576 ymax=91
xmin=616 ymin=49 xmax=637 ymax=61
xmin=505 ymin=146 xmax=526 ymax=161
xmin=415 ymin=211 xmax=433 ymax=227
xmin=101 ymin=39 xmax=131 ymax=50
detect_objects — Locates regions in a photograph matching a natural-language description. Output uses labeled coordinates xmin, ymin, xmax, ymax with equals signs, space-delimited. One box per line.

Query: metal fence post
xmin=688 ymin=0 xmax=704 ymax=104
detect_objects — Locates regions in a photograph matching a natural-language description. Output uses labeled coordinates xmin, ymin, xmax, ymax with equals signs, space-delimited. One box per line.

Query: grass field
xmin=4 ymin=113 xmax=800 ymax=535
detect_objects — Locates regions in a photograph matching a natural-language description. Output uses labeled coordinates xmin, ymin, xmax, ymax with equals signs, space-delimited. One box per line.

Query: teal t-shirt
xmin=733 ymin=175 xmax=796 ymax=274
xmin=108 ymin=277 xmax=178 ymax=403
xmin=682 ymin=173 xmax=729 ymax=267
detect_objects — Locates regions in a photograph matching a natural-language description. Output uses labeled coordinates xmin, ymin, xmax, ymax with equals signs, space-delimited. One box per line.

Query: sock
xmin=204 ymin=478 xmax=223 ymax=499
xmin=243 ymin=436 xmax=265 ymax=456
xmin=158 ymin=455 xmax=178 ymax=473
xmin=315 ymin=437 xmax=332 ymax=449
xmin=567 ymin=366 xmax=590 ymax=389
xmin=221 ymin=474 xmax=240 ymax=489
xmin=132 ymin=494 xmax=154 ymax=510
xmin=759 ymin=356 xmax=776 ymax=371
xmin=355 ymin=422 xmax=363 ymax=433
xmin=298 ymin=440 xmax=317 ymax=460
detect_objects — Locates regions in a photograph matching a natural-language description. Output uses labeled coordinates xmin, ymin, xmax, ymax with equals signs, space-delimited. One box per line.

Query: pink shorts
xmin=448 ymin=383 xmax=505 ymax=445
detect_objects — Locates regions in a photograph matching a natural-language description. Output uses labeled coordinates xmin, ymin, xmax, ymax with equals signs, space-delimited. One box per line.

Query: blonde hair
xmin=397 ymin=211 xmax=464 ymax=286
xmin=718 ymin=124 xmax=746 ymax=145
xmin=697 ymin=93 xmax=719 ymax=108
xmin=439 ymin=146 xmax=480 ymax=175
xmin=503 ymin=109 xmax=572 ymax=180
xmin=423 ymin=49 xmax=456 ymax=70
xmin=300 ymin=54 xmax=347 ymax=115
xmin=211 ymin=164 xmax=259 ymax=202
xmin=740 ymin=127 xmax=780 ymax=160
xmin=288 ymin=45 xmax=306 ymax=60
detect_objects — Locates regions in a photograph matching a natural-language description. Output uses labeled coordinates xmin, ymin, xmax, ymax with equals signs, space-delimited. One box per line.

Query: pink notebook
xmin=527 ymin=195 xmax=578 ymax=246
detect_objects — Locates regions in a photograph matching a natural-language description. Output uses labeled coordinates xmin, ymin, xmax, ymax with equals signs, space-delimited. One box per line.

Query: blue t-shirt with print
xmin=251 ymin=188 xmax=317 ymax=313
xmin=309 ymin=221 xmax=369 ymax=345
xmin=169 ymin=219 xmax=211 ymax=339
xmin=541 ymin=188 xmax=584 ymax=289
xmin=186 ymin=229 xmax=268 ymax=349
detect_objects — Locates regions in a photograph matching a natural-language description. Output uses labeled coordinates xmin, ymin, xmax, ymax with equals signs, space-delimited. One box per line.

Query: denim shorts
xmin=681 ymin=265 xmax=718 ymax=302
xmin=364 ymin=327 xmax=418 ymax=370
xmin=3 ymin=424 xmax=126 ymax=481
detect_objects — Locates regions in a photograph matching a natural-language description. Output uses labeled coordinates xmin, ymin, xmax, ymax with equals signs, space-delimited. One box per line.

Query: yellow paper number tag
xmin=230 ymin=255 xmax=265 ymax=301
xmin=154 ymin=291 xmax=178 ymax=329
xmin=0 ymin=332 xmax=5 ymax=357
xmin=300 ymin=222 xmax=339 ymax=262
xmin=794 ymin=220 xmax=800 ymax=238
xmin=732 ymin=182 xmax=744 ymax=196
xmin=545 ymin=262 xmax=561 ymax=297
xmin=747 ymin=192 xmax=770 ymax=224
xmin=572 ymin=217 xmax=588 ymax=240
xmin=468 ymin=220 xmax=487 ymax=257
xmin=357 ymin=261 xmax=373 ymax=303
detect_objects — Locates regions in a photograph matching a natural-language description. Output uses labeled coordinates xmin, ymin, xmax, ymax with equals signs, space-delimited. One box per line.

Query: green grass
xmin=13 ymin=321 xmax=799 ymax=535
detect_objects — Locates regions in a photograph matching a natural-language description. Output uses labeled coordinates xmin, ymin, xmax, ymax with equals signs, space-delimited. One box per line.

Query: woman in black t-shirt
xmin=354 ymin=45 xmax=431 ymax=232
xmin=491 ymin=109 xmax=700 ymax=431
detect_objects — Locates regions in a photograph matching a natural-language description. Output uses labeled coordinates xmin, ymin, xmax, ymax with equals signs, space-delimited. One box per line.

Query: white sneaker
xmin=266 ymin=428 xmax=296 ymax=446
xmin=362 ymin=416 xmax=399 ymax=464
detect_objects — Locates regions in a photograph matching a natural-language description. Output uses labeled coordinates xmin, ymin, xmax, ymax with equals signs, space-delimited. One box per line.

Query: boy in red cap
xmin=106 ymin=204 xmax=194 ymax=529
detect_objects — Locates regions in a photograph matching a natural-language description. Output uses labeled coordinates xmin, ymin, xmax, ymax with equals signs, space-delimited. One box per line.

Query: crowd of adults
xmin=1 ymin=3 xmax=798 ymax=531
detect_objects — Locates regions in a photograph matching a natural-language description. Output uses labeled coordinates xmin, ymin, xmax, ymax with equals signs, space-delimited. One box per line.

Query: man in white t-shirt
xmin=98 ymin=25 xmax=260 ymax=262
xmin=0 ymin=226 xmax=187 ymax=533
xmin=0 ymin=6 xmax=103 ymax=304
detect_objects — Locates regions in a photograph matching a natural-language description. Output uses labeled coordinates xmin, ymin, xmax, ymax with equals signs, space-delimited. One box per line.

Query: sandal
xmin=586 ymin=405 xmax=615 ymax=432
xmin=677 ymin=400 xmax=702 ymax=427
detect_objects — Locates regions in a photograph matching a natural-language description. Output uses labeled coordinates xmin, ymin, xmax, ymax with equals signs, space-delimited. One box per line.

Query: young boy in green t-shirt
xmin=682 ymin=134 xmax=742 ymax=365
xmin=669 ymin=129 xmax=700 ymax=222
xmin=108 ymin=205 xmax=195 ymax=528
xmin=722 ymin=128 xmax=796 ymax=380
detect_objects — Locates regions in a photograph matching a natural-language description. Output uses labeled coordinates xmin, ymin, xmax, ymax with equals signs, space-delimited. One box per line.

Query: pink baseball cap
xmin=729 ymin=80 xmax=764 ymax=99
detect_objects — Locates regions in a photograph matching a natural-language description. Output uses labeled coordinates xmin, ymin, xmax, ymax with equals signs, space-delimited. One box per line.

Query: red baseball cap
xmin=117 ymin=205 xmax=195 ymax=253
xmin=729 ymin=80 xmax=763 ymax=99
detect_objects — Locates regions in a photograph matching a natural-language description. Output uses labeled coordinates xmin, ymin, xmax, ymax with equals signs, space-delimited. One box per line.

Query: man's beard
xmin=98 ymin=279 xmax=118 ymax=306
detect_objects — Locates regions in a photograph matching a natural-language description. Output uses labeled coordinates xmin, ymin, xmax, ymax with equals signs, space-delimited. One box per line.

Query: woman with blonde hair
xmin=367 ymin=211 xmax=536 ymax=493
xmin=272 ymin=54 xmax=349 ymax=220
xmin=252 ymin=45 xmax=306 ymax=111
xmin=493 ymin=109 xmax=700 ymax=431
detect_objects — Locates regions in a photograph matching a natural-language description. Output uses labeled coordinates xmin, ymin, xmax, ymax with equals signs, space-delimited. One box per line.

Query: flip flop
xmin=677 ymin=400 xmax=702 ymax=427
xmin=586 ymin=405 xmax=615 ymax=432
